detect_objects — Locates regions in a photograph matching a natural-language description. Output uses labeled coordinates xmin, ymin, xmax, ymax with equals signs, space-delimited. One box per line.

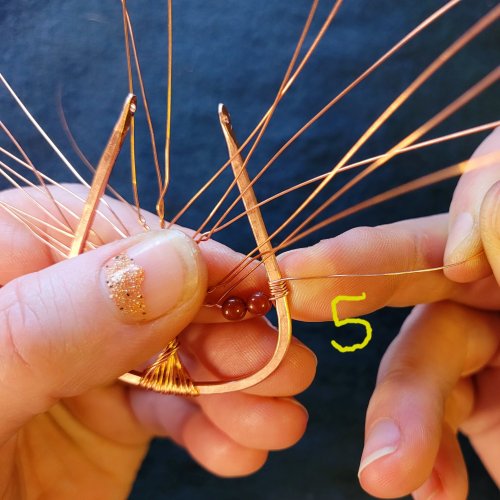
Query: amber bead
xmin=221 ymin=296 xmax=247 ymax=321
xmin=247 ymin=291 xmax=272 ymax=316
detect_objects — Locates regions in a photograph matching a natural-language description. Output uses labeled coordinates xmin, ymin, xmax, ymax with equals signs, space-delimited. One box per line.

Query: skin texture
xmin=0 ymin=188 xmax=316 ymax=499
xmin=280 ymin=128 xmax=500 ymax=499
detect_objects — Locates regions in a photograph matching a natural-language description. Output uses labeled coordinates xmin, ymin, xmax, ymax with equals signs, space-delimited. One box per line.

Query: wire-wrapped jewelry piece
xmin=72 ymin=96 xmax=292 ymax=395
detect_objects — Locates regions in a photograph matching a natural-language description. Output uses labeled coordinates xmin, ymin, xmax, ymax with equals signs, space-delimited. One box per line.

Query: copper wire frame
xmin=74 ymin=98 xmax=293 ymax=395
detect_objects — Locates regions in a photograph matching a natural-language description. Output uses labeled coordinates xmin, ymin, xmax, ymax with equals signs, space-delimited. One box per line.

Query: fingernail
xmin=445 ymin=212 xmax=475 ymax=261
xmin=103 ymin=230 xmax=201 ymax=321
xmin=358 ymin=419 xmax=400 ymax=477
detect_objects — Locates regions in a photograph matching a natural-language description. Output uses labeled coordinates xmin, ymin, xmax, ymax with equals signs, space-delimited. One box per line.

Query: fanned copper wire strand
xmin=0 ymin=148 xmax=127 ymax=241
xmin=56 ymin=92 xmax=132 ymax=237
xmin=283 ymin=150 xmax=500 ymax=248
xmin=214 ymin=145 xmax=500 ymax=299
xmin=0 ymin=76 xmax=119 ymax=248
xmin=0 ymin=74 xmax=92 ymax=187
xmin=0 ymin=201 xmax=71 ymax=257
xmin=201 ymin=0 xmax=462 ymax=241
xmin=157 ymin=0 xmax=174 ymax=228
xmin=0 ymin=200 xmax=94 ymax=247
xmin=213 ymin=151 xmax=495 ymax=301
xmin=0 ymin=121 xmax=73 ymax=232
xmin=0 ymin=181 xmax=73 ymax=243
xmin=123 ymin=10 xmax=164 ymax=221
xmin=271 ymin=253 xmax=483 ymax=283
xmin=170 ymin=0 xmax=355 ymax=229
xmin=168 ymin=0 xmax=321 ymax=227
xmin=190 ymin=0 xmax=326 ymax=240
xmin=0 ymin=160 xmax=105 ymax=251
xmin=121 ymin=0 xmax=146 ymax=228
xmin=216 ymin=7 xmax=500 ymax=288
xmin=212 ymin=68 xmax=499 ymax=294
xmin=280 ymin=66 xmax=500 ymax=250
xmin=210 ymin=121 xmax=500 ymax=235
xmin=0 ymin=200 xmax=90 ymax=255
xmin=0 ymin=159 xmax=94 ymax=234
xmin=177 ymin=0 xmax=459 ymax=232
xmin=0 ymin=160 xmax=78 ymax=236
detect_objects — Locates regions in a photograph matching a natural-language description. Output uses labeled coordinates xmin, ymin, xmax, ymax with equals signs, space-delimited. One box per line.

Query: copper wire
xmin=202 ymin=0 xmax=462 ymax=241
xmin=190 ymin=0 xmax=327 ymax=240
xmin=220 ymin=7 xmax=499 ymax=282
xmin=211 ymin=121 xmax=500 ymax=235
xmin=0 ymin=148 xmax=126 ymax=241
xmin=56 ymin=91 xmax=133 ymax=237
xmin=123 ymin=9 xmax=164 ymax=222
xmin=157 ymin=0 xmax=174 ymax=228
xmin=169 ymin=0 xmax=327 ymax=229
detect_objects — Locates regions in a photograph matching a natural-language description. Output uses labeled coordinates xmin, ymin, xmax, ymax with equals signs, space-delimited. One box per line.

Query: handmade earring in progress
xmin=71 ymin=96 xmax=292 ymax=396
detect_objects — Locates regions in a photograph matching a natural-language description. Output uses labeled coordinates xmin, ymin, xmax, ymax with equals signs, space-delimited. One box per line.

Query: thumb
xmin=0 ymin=229 xmax=206 ymax=443
xmin=443 ymin=127 xmax=500 ymax=282
xmin=480 ymin=179 xmax=500 ymax=285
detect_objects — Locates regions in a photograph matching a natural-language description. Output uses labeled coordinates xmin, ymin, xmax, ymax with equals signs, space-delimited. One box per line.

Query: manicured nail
xmin=445 ymin=212 xmax=475 ymax=261
xmin=103 ymin=230 xmax=201 ymax=321
xmin=358 ymin=419 xmax=401 ymax=477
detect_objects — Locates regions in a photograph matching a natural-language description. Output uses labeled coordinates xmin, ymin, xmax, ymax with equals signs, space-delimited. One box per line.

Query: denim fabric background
xmin=1 ymin=1 xmax=499 ymax=498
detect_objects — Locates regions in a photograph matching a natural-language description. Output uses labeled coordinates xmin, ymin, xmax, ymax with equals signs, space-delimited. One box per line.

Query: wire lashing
xmin=139 ymin=338 xmax=199 ymax=396
xmin=268 ymin=279 xmax=289 ymax=301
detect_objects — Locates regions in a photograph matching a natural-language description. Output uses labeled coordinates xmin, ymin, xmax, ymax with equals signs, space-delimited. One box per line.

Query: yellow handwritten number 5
xmin=331 ymin=293 xmax=372 ymax=353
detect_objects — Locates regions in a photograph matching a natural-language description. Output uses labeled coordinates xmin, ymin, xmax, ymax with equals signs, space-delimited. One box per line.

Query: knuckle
xmin=0 ymin=279 xmax=40 ymax=374
xmin=0 ymin=274 xmax=55 ymax=375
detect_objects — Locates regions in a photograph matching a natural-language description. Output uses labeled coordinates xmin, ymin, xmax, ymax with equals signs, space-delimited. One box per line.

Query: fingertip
xmin=443 ymin=212 xmax=489 ymax=283
xmin=480 ymin=180 xmax=500 ymax=285
xmin=358 ymin=419 xmax=401 ymax=478
xmin=128 ymin=388 xmax=198 ymax=446
xmin=198 ymin=393 xmax=309 ymax=450
xmin=246 ymin=341 xmax=317 ymax=397
xmin=358 ymin=381 xmax=442 ymax=498
xmin=182 ymin=412 xmax=268 ymax=477
xmin=411 ymin=425 xmax=468 ymax=500
xmin=358 ymin=418 xmax=408 ymax=498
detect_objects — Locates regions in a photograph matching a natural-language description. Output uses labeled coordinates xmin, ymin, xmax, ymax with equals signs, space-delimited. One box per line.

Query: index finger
xmin=278 ymin=213 xmax=500 ymax=322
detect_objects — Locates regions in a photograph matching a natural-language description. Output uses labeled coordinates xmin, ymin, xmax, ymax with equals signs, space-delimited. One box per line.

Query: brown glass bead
xmin=221 ymin=296 xmax=247 ymax=321
xmin=247 ymin=291 xmax=272 ymax=316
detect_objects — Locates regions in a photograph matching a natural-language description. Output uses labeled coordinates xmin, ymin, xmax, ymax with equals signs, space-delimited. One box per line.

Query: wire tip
xmin=218 ymin=104 xmax=231 ymax=127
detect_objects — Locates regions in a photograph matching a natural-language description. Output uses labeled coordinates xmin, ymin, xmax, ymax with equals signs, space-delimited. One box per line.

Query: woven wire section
xmin=268 ymin=279 xmax=289 ymax=301
xmin=139 ymin=338 xmax=199 ymax=396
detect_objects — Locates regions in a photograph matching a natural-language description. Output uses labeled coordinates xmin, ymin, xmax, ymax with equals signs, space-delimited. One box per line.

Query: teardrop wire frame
xmin=0 ymin=4 xmax=496 ymax=394
xmin=121 ymin=107 xmax=293 ymax=395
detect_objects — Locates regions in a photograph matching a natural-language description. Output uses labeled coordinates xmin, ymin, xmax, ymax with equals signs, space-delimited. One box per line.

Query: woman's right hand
xmin=280 ymin=128 xmax=500 ymax=499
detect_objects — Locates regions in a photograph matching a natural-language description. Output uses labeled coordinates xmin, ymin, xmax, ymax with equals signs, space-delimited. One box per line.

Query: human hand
xmin=279 ymin=128 xmax=500 ymax=498
xmin=0 ymin=187 xmax=316 ymax=499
